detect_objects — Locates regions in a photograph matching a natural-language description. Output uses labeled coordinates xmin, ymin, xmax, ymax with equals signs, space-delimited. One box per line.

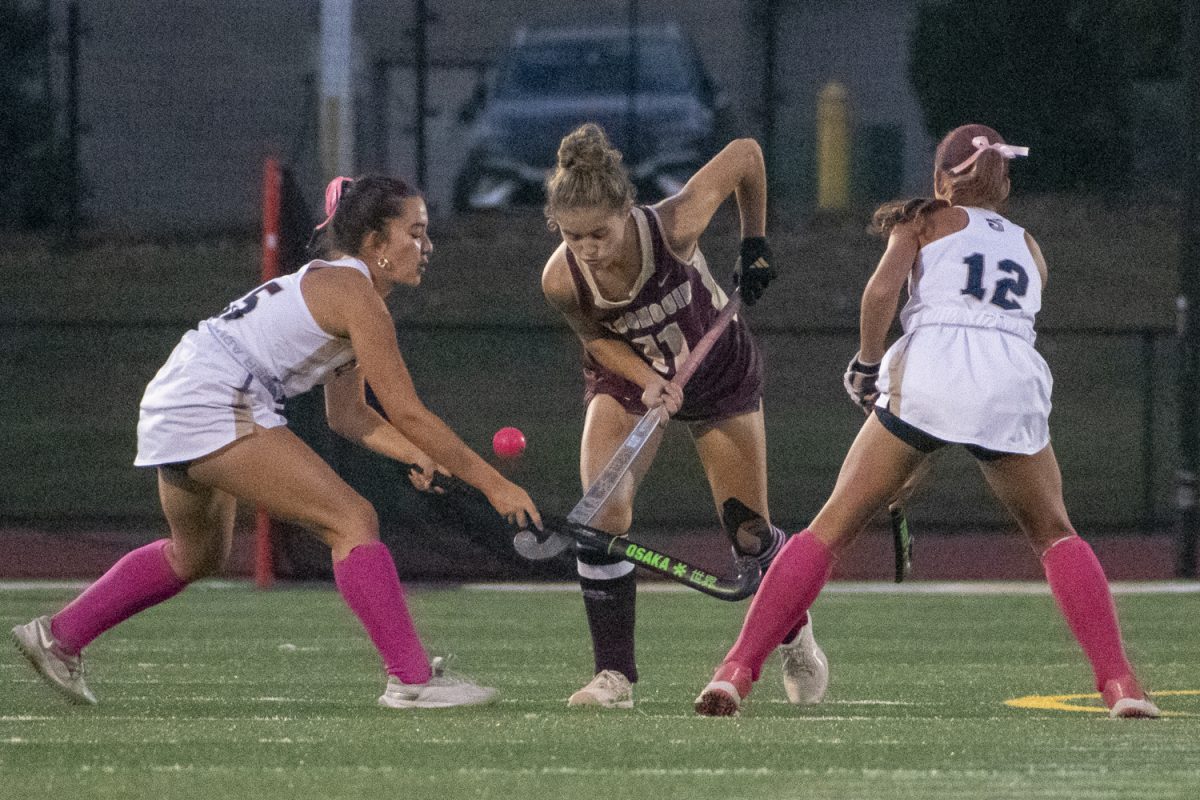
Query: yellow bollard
xmin=817 ymin=81 xmax=851 ymax=210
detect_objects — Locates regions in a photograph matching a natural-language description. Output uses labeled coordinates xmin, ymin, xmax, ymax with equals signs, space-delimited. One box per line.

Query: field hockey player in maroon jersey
xmin=540 ymin=123 xmax=829 ymax=709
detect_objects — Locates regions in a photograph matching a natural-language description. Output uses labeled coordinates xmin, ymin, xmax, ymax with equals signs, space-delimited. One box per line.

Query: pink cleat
xmin=694 ymin=661 xmax=753 ymax=717
xmin=1101 ymin=674 xmax=1160 ymax=719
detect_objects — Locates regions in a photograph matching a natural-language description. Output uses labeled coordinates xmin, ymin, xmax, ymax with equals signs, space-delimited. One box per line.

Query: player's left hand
xmin=733 ymin=237 xmax=775 ymax=306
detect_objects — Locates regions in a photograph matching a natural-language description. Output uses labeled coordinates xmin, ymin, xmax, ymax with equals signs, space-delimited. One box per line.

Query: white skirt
xmin=875 ymin=323 xmax=1052 ymax=455
xmin=134 ymin=328 xmax=287 ymax=467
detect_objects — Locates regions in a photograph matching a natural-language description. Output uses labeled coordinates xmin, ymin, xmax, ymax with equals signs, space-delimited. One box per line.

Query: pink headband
xmin=313 ymin=176 xmax=353 ymax=231
xmin=948 ymin=136 xmax=1030 ymax=175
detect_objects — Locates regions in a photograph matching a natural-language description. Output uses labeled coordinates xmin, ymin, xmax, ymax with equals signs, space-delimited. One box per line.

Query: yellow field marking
xmin=1006 ymin=689 xmax=1200 ymax=716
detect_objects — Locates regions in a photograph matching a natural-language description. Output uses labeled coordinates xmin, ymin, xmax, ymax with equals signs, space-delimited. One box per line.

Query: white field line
xmin=1 ymin=579 xmax=1197 ymax=595
xmin=459 ymin=580 xmax=1200 ymax=595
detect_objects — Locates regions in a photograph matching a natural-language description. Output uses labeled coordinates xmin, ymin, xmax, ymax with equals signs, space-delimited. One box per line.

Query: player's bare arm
xmin=323 ymin=364 xmax=443 ymax=491
xmin=653 ymin=138 xmax=767 ymax=255
xmin=309 ymin=268 xmax=540 ymax=526
xmin=542 ymin=249 xmax=683 ymax=413
xmin=859 ymin=223 xmax=920 ymax=363
xmin=1024 ymin=231 xmax=1049 ymax=287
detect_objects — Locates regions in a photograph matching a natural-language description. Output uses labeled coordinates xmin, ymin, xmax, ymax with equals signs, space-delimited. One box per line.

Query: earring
xmin=377 ymin=256 xmax=390 ymax=271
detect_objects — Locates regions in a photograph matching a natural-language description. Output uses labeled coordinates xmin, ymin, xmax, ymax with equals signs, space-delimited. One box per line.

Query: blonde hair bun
xmin=556 ymin=123 xmax=623 ymax=172
xmin=544 ymin=123 xmax=636 ymax=223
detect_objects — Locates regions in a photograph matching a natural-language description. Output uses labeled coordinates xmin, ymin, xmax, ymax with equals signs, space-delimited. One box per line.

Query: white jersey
xmin=134 ymin=256 xmax=369 ymax=466
xmin=899 ymin=207 xmax=1041 ymax=339
xmin=876 ymin=207 xmax=1052 ymax=455
xmin=200 ymin=255 xmax=368 ymax=399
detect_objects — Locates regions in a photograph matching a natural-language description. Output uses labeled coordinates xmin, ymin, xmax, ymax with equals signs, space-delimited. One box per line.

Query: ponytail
xmin=306 ymin=174 xmax=419 ymax=257
xmin=871 ymin=197 xmax=948 ymax=238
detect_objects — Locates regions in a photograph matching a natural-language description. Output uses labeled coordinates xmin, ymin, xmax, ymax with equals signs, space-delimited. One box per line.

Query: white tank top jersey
xmin=134 ymin=257 xmax=369 ymax=466
xmin=899 ymin=207 xmax=1041 ymax=341
xmin=875 ymin=207 xmax=1053 ymax=455
xmin=201 ymin=256 xmax=368 ymax=399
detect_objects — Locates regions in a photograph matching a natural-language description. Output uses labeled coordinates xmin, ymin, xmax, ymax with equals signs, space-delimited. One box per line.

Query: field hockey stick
xmin=886 ymin=456 xmax=932 ymax=582
xmin=889 ymin=507 xmax=912 ymax=583
xmin=399 ymin=462 xmax=761 ymax=599
xmin=530 ymin=514 xmax=762 ymax=601
xmin=514 ymin=290 xmax=745 ymax=560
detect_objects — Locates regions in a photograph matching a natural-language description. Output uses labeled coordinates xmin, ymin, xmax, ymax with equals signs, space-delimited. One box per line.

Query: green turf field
xmin=3 ymin=583 xmax=1197 ymax=799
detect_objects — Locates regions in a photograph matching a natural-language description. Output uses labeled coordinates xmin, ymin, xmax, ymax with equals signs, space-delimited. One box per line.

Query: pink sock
xmin=333 ymin=541 xmax=431 ymax=684
xmin=726 ymin=530 xmax=832 ymax=680
xmin=51 ymin=539 xmax=188 ymax=655
xmin=1041 ymin=535 xmax=1134 ymax=690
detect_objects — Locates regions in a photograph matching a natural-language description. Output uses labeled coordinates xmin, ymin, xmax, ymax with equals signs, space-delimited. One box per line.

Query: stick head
xmin=512 ymin=527 xmax=573 ymax=560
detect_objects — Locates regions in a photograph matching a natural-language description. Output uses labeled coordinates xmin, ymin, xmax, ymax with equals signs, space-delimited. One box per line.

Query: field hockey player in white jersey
xmin=12 ymin=175 xmax=541 ymax=709
xmin=695 ymin=124 xmax=1159 ymax=718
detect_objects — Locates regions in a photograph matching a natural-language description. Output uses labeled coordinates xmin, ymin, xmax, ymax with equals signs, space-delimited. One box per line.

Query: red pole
xmin=255 ymin=157 xmax=283 ymax=589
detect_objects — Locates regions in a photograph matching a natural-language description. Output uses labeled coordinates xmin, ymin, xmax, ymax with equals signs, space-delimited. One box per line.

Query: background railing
xmin=0 ymin=317 xmax=1177 ymax=535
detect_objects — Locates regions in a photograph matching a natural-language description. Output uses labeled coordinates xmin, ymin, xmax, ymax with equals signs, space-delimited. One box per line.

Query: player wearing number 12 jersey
xmin=541 ymin=123 xmax=829 ymax=710
xmin=696 ymin=124 xmax=1159 ymax=719
xmin=12 ymin=175 xmax=540 ymax=710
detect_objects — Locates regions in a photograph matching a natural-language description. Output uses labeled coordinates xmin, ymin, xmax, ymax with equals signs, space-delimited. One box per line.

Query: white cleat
xmin=778 ymin=615 xmax=829 ymax=705
xmin=377 ymin=656 xmax=497 ymax=709
xmin=567 ymin=669 xmax=634 ymax=709
xmin=11 ymin=615 xmax=97 ymax=705
xmin=1102 ymin=674 xmax=1161 ymax=719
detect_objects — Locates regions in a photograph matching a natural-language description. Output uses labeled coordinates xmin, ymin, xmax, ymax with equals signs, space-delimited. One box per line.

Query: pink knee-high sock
xmin=51 ymin=539 xmax=188 ymax=655
xmin=726 ymin=530 xmax=833 ymax=680
xmin=1041 ymin=535 xmax=1134 ymax=690
xmin=333 ymin=541 xmax=431 ymax=684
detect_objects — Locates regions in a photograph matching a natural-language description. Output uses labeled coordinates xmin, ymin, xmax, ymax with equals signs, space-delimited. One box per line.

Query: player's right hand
xmin=641 ymin=378 xmax=683 ymax=416
xmin=485 ymin=479 xmax=543 ymax=531
xmin=733 ymin=237 xmax=775 ymax=306
xmin=405 ymin=453 xmax=448 ymax=494
xmin=843 ymin=352 xmax=881 ymax=412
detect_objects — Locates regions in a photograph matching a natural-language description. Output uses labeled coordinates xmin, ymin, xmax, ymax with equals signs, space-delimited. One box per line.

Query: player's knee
xmin=1028 ymin=519 xmax=1077 ymax=553
xmin=591 ymin=507 xmax=632 ymax=538
xmin=168 ymin=538 xmax=225 ymax=582
xmin=330 ymin=497 xmax=380 ymax=548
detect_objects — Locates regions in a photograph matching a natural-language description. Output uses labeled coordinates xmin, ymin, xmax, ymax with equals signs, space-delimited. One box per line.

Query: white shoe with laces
xmin=11 ymin=615 xmax=97 ymax=705
xmin=377 ymin=656 xmax=497 ymax=709
xmin=778 ymin=615 xmax=829 ymax=704
xmin=567 ymin=669 xmax=634 ymax=708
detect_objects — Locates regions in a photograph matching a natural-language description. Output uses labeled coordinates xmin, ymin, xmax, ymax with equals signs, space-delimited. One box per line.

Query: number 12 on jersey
xmin=960 ymin=252 xmax=1029 ymax=311
xmin=632 ymin=322 xmax=691 ymax=377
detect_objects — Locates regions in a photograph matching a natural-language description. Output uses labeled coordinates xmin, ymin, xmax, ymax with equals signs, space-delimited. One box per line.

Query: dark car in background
xmin=453 ymin=24 xmax=727 ymax=211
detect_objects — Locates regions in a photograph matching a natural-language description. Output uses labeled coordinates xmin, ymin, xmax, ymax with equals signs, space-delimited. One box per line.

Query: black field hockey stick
xmin=528 ymin=514 xmax=762 ymax=601
xmin=514 ymin=289 xmax=745 ymax=561
xmin=885 ymin=455 xmax=932 ymax=582
xmin=889 ymin=506 xmax=912 ymax=583
xmin=398 ymin=463 xmax=762 ymax=600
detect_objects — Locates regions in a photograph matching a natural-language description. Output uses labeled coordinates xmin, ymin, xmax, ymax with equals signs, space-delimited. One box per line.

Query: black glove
xmin=733 ymin=237 xmax=775 ymax=306
xmin=843 ymin=353 xmax=881 ymax=412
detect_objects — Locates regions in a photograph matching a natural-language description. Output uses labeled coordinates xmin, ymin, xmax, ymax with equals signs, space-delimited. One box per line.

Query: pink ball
xmin=492 ymin=427 xmax=526 ymax=459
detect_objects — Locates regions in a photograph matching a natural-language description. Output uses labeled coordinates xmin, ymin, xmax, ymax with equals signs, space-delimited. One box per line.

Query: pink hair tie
xmin=949 ymin=136 xmax=1030 ymax=175
xmin=313 ymin=176 xmax=353 ymax=231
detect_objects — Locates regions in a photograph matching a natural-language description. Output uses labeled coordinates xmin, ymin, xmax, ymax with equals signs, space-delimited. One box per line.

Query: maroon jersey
xmin=566 ymin=206 xmax=763 ymax=422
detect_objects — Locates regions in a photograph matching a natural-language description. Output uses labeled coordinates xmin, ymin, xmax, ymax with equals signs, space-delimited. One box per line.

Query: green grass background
xmin=2 ymin=584 xmax=1198 ymax=799
xmin=0 ymin=195 xmax=1181 ymax=530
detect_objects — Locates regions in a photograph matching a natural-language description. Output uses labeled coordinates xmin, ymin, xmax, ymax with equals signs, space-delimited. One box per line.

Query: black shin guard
xmin=721 ymin=498 xmax=787 ymax=568
xmin=577 ymin=546 xmax=638 ymax=682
